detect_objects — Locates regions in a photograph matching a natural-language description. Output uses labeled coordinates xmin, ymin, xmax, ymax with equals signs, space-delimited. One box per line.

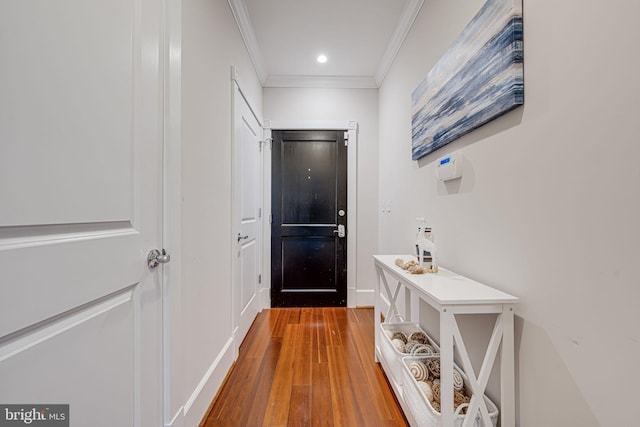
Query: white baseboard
xmin=347 ymin=287 xmax=357 ymax=308
xmin=259 ymin=286 xmax=270 ymax=310
xmin=165 ymin=406 xmax=184 ymax=427
xmin=356 ymin=289 xmax=375 ymax=307
xmin=183 ymin=337 xmax=235 ymax=427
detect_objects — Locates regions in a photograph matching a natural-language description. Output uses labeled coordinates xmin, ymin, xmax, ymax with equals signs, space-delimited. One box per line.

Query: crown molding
xmin=230 ymin=0 xmax=423 ymax=89
xmin=263 ymin=75 xmax=378 ymax=89
xmin=228 ymin=0 xmax=267 ymax=83
xmin=374 ymin=0 xmax=424 ymax=86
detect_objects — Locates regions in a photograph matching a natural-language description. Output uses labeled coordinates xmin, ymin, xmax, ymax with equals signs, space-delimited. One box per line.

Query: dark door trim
xmin=263 ymin=121 xmax=358 ymax=307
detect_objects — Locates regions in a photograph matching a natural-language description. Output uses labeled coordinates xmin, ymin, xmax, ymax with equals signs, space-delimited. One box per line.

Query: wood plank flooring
xmin=201 ymin=308 xmax=408 ymax=427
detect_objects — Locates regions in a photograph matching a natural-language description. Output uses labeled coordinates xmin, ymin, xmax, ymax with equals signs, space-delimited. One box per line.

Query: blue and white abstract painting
xmin=411 ymin=0 xmax=523 ymax=160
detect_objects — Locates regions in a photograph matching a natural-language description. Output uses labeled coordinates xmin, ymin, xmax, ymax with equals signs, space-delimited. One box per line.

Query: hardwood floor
xmin=201 ymin=308 xmax=408 ymax=427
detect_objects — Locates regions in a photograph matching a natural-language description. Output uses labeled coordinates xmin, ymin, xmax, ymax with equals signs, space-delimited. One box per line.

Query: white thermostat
xmin=436 ymin=152 xmax=462 ymax=181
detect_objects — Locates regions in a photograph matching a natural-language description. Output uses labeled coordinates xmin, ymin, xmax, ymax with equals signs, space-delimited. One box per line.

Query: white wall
xmin=180 ymin=0 xmax=262 ymax=425
xmin=263 ymin=88 xmax=379 ymax=306
xmin=379 ymin=0 xmax=640 ymax=425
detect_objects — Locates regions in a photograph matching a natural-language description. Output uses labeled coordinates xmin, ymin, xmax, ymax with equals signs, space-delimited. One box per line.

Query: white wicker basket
xmin=379 ymin=322 xmax=439 ymax=391
xmin=401 ymin=355 xmax=499 ymax=427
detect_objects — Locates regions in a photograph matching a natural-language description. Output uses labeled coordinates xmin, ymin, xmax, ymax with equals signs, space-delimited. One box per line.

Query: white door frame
xmin=231 ymin=67 xmax=264 ymax=351
xmin=162 ymin=0 xmax=184 ymax=425
xmin=262 ymin=120 xmax=358 ymax=308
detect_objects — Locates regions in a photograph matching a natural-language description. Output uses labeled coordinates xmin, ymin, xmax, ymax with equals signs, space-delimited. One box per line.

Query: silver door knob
xmin=148 ymin=249 xmax=170 ymax=269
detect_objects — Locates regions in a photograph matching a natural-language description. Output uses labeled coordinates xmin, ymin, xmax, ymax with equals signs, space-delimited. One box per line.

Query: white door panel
xmin=241 ymin=118 xmax=259 ymax=222
xmin=0 ymin=0 xmax=135 ymax=227
xmin=0 ymin=0 xmax=163 ymax=425
xmin=0 ymin=291 xmax=135 ymax=425
xmin=233 ymin=81 xmax=262 ymax=346
xmin=1 ymin=231 xmax=142 ymax=337
xmin=241 ymin=240 xmax=257 ymax=311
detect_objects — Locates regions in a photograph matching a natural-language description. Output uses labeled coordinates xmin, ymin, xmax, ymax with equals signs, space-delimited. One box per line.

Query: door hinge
xmin=344 ymin=131 xmax=349 ymax=146
xmin=269 ymin=214 xmax=273 ymax=224
xmin=258 ymin=208 xmax=262 ymax=218
xmin=258 ymin=274 xmax=262 ymax=284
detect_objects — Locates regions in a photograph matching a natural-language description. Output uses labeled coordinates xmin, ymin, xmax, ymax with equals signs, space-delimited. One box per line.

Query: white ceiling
xmin=229 ymin=0 xmax=424 ymax=88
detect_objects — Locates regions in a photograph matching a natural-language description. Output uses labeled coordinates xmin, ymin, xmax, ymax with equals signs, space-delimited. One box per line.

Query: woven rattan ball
xmin=408 ymin=331 xmax=429 ymax=345
xmin=426 ymin=358 xmax=441 ymax=377
xmin=391 ymin=331 xmax=408 ymax=344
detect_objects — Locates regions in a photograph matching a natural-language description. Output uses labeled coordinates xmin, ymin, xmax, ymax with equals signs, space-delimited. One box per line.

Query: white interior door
xmin=0 ymin=1 xmax=164 ymax=426
xmin=232 ymin=81 xmax=262 ymax=348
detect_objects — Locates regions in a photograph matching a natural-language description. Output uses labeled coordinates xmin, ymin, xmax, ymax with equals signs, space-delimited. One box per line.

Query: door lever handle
xmin=333 ymin=224 xmax=346 ymax=238
xmin=237 ymin=233 xmax=249 ymax=242
xmin=147 ymin=249 xmax=170 ymax=269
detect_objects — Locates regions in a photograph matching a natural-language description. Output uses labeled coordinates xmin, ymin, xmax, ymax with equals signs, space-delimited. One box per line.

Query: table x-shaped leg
xmin=441 ymin=307 xmax=512 ymax=427
xmin=375 ymin=265 xmax=405 ymax=322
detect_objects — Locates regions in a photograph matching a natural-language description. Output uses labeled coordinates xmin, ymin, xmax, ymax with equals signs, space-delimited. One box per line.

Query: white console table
xmin=373 ymin=255 xmax=519 ymax=427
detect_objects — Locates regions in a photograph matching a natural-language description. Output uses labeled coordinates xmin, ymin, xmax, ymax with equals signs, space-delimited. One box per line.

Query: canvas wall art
xmin=411 ymin=0 xmax=523 ymax=160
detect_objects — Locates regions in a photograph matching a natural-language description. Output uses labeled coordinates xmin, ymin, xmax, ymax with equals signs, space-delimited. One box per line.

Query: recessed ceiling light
xmin=317 ymin=54 xmax=327 ymax=64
